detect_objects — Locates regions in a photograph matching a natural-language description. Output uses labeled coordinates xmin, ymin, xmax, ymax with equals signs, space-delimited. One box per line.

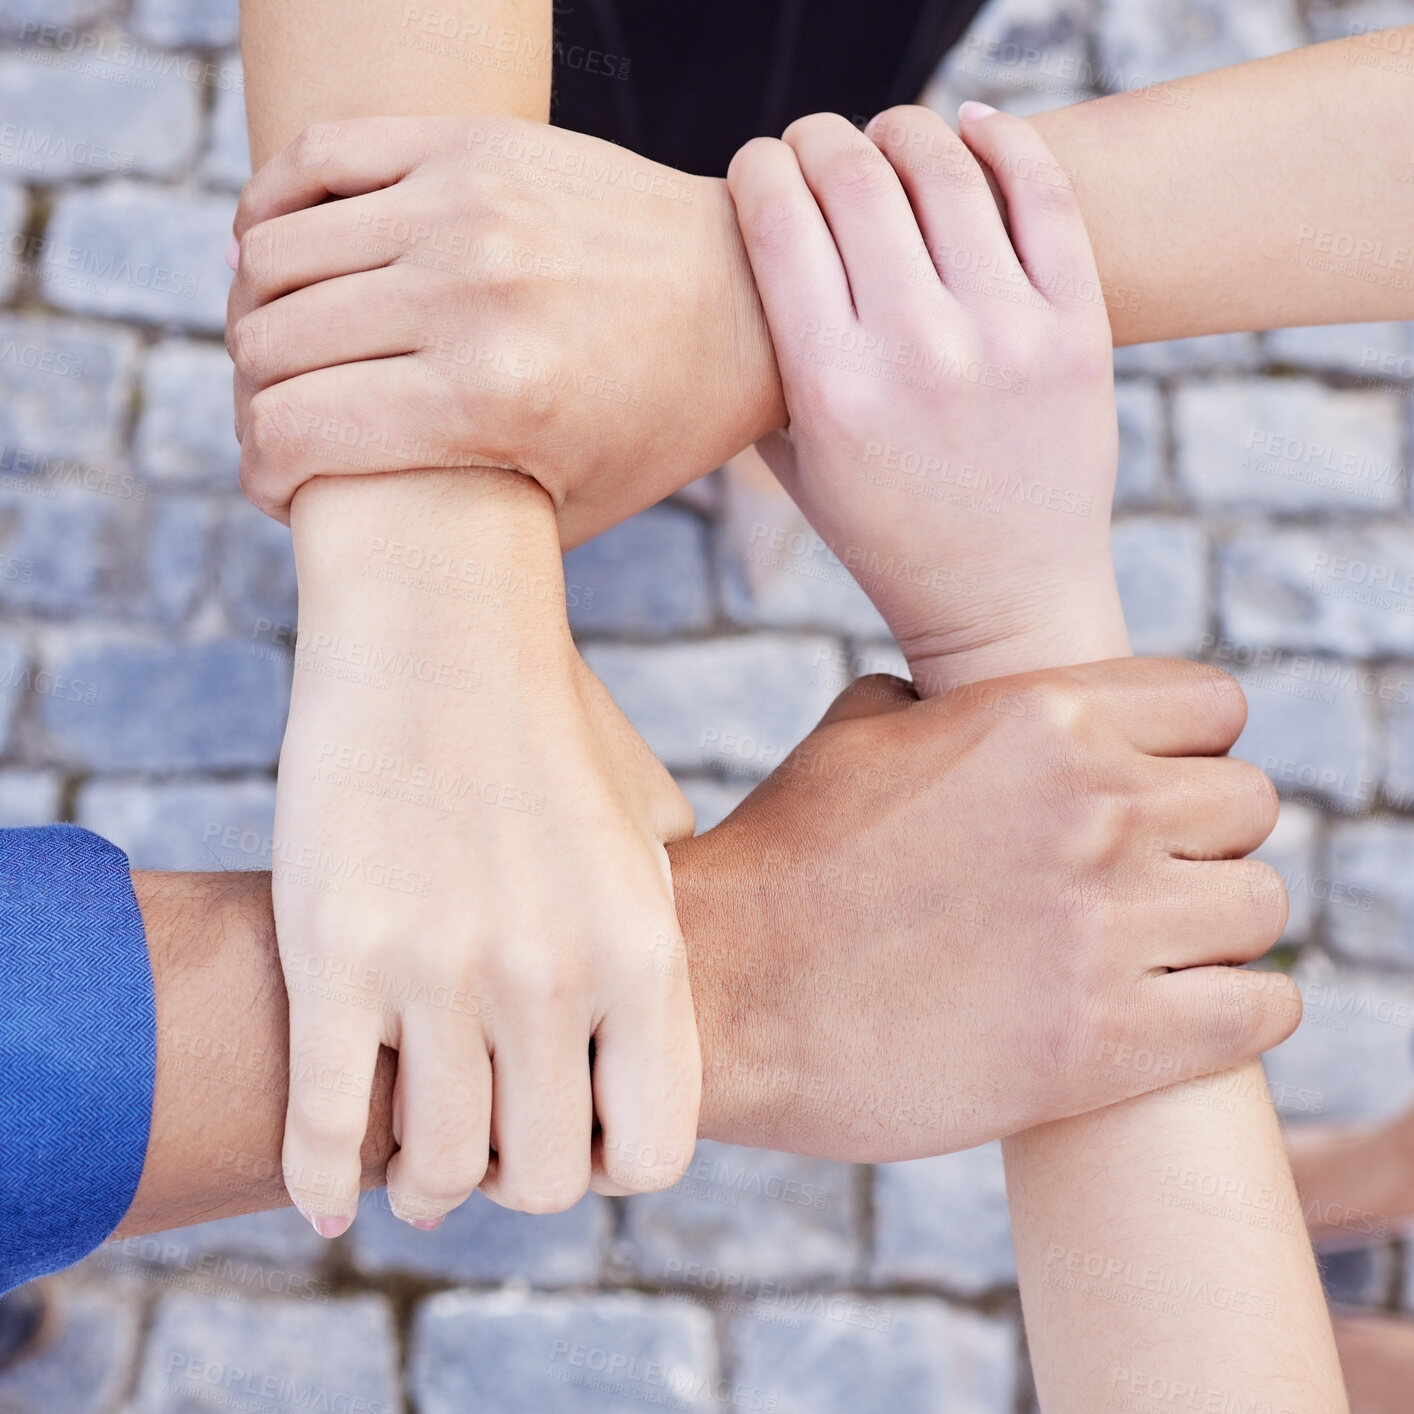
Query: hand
xmin=728 ymin=104 xmax=1127 ymax=692
xmin=225 ymin=116 xmax=784 ymax=547
xmin=681 ymin=665 xmax=1298 ymax=1160
xmin=274 ymin=471 xmax=698 ymax=1235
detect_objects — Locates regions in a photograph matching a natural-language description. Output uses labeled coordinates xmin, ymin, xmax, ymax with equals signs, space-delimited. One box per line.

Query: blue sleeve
xmin=0 ymin=826 xmax=155 ymax=1293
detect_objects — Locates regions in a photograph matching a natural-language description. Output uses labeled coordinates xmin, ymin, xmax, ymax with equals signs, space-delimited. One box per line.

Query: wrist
xmin=903 ymin=574 xmax=1131 ymax=697
xmin=717 ymin=179 xmax=788 ymax=449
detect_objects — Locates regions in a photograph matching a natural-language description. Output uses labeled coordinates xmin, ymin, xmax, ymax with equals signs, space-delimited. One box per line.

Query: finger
xmin=1146 ymin=965 xmax=1302 ymax=1080
xmin=282 ymin=995 xmax=383 ymax=1238
xmin=1142 ymin=858 xmax=1290 ymax=968
xmin=866 ymin=104 xmax=1021 ymax=304
xmin=1140 ymin=756 xmax=1280 ymax=861
xmin=1013 ymin=659 xmax=1248 ymax=757
xmin=228 ymin=186 xmax=415 ymax=329
xmin=384 ymin=1007 xmax=492 ymax=1229
xmin=781 ymin=111 xmax=939 ymax=315
xmin=956 ymin=104 xmax=1101 ymax=315
xmin=234 ymin=116 xmax=452 ymax=237
xmin=232 ymin=266 xmax=438 ymax=419
xmin=590 ymin=950 xmax=700 ymax=1197
xmin=237 ymin=359 xmax=511 ymax=522
xmin=479 ymin=997 xmax=594 ymax=1214
xmin=726 ymin=136 xmax=853 ymax=356
xmin=816 ymin=673 xmax=918 ymax=728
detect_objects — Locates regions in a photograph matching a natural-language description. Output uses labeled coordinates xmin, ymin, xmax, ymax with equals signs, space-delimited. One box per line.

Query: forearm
xmin=1030 ymin=26 xmax=1414 ymax=343
xmin=241 ymin=0 xmax=556 ymax=593
xmin=1007 ymin=1069 xmax=1345 ymax=1413
xmin=241 ymin=0 xmax=552 ymax=163
xmin=118 ymin=832 xmax=735 ymax=1235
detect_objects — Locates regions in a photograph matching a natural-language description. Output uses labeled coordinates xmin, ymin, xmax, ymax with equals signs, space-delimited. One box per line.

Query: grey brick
xmin=1318 ymin=1245 xmax=1396 ymax=1307
xmin=1252 ymin=802 xmax=1320 ymax=943
xmin=42 ymin=182 xmax=235 ymax=331
xmin=1175 ymin=378 xmax=1404 ymax=513
xmin=1265 ymin=321 xmax=1411 ymax=378
xmin=0 ymin=182 xmax=22 ymax=300
xmin=201 ymin=69 xmax=250 ymax=190
xmin=133 ymin=495 xmax=218 ymax=624
xmin=872 ymin=1141 xmax=1014 ymax=1294
xmin=582 ymin=636 xmax=840 ymax=779
xmin=1231 ymin=656 xmax=1378 ymax=813
xmin=716 ymin=489 xmax=889 ymax=639
xmin=75 ymin=776 xmax=275 ymax=869
xmin=410 ymin=1290 xmax=719 ymax=1414
xmin=131 ymin=0 xmax=239 ymax=48
xmin=1308 ymin=1 xmax=1414 ymax=45
xmin=350 ymin=1189 xmax=611 ymax=1286
xmin=675 ymin=776 xmax=751 ymax=833
xmin=1097 ymin=0 xmax=1303 ymax=87
xmin=1382 ymin=686 xmax=1414 ymax=809
xmin=39 ymin=633 xmax=290 ymax=771
xmin=135 ymin=340 xmax=239 ymax=487
xmin=0 ymin=1 xmax=107 ymax=31
xmin=0 ymin=1286 xmax=141 ymax=1414
xmin=0 ymin=46 xmax=201 ymax=181
xmin=564 ymin=506 xmax=714 ymax=636
xmin=1113 ymin=516 xmax=1207 ymax=655
xmin=1220 ymin=527 xmax=1414 ymax=658
xmin=219 ymin=503 xmax=297 ymax=635
xmin=87 ymin=1209 xmax=327 ymax=1297
xmin=731 ymin=1299 xmax=1016 ymax=1414
xmin=0 ymin=768 xmax=60 ymax=823
xmin=942 ymin=0 xmax=1095 ymax=110
xmin=1112 ymin=333 xmax=1261 ymax=378
xmin=1114 ymin=379 xmax=1164 ymax=505
xmin=0 ymin=482 xmax=133 ymax=616
xmin=131 ymin=1292 xmax=400 ymax=1414
xmin=624 ymin=1141 xmax=858 ymax=1287
xmin=0 ymin=629 xmax=26 ymax=752
xmin=0 ymin=312 xmax=139 ymax=463
xmin=1264 ymin=956 xmax=1414 ymax=1122
xmin=1326 ymin=820 xmax=1414 ymax=966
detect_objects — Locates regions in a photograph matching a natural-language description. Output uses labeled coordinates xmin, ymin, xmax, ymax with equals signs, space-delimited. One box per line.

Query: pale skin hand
xmin=239 ymin=0 xmax=700 ymax=1232
xmin=119 ymin=659 xmax=1300 ymax=1238
xmin=726 ymin=102 xmax=1346 ymax=1411
xmin=226 ymin=25 xmax=1414 ymax=541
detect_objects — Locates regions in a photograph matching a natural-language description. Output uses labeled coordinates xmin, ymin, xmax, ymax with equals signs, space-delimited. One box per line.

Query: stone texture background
xmin=2 ymin=0 xmax=1414 ymax=1410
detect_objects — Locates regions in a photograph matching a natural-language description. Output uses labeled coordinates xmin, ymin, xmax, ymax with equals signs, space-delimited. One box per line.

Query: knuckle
xmin=287 ymin=1085 xmax=366 ymax=1151
xmin=818 ymin=145 xmax=892 ymax=200
xmin=1191 ymin=663 xmax=1248 ymax=742
xmin=291 ymin=120 xmax=342 ymax=170
xmin=238 ymin=222 xmax=278 ymax=291
xmin=497 ymin=1172 xmax=588 ymax=1215
xmin=742 ymin=192 xmax=814 ymax=258
xmin=1239 ymin=861 xmax=1290 ymax=944
xmin=232 ymin=310 xmax=277 ymax=385
xmin=245 ymin=388 xmax=301 ymax=464
xmin=1019 ymin=675 xmax=1091 ymax=743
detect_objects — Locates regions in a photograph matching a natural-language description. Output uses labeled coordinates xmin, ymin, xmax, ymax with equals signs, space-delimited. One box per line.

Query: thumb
xmin=817 ymin=673 xmax=918 ymax=728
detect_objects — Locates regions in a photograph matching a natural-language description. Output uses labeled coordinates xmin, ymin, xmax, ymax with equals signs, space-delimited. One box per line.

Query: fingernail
xmin=958 ymin=101 xmax=998 ymax=123
xmin=409 ymin=1218 xmax=443 ymax=1232
xmin=225 ymin=234 xmax=240 ymax=270
xmin=310 ymin=1214 xmax=351 ymax=1240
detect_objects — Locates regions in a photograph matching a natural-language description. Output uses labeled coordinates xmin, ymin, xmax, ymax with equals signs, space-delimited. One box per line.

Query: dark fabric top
xmin=552 ymin=0 xmax=986 ymax=176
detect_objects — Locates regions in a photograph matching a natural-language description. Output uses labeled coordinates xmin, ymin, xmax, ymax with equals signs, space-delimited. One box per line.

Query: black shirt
xmin=551 ymin=0 xmax=988 ymax=176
